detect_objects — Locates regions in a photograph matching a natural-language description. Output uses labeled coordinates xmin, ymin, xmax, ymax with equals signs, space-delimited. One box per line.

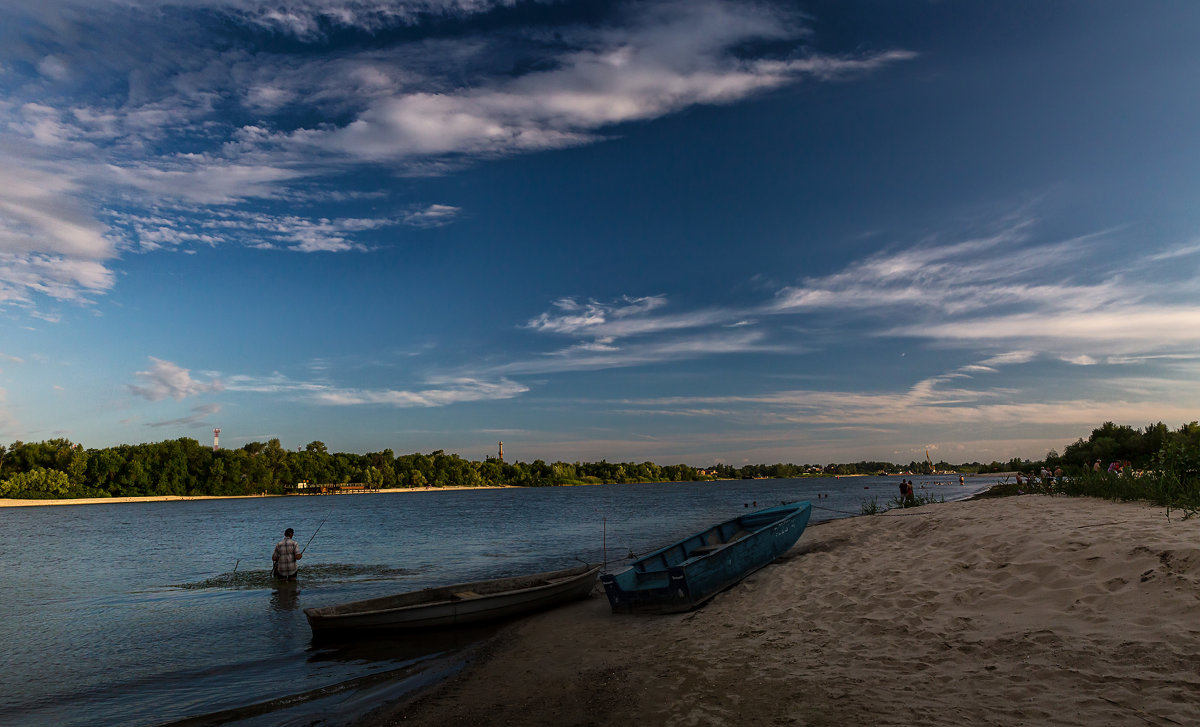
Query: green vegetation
xmin=860 ymin=496 xmax=883 ymax=515
xmin=888 ymin=492 xmax=945 ymax=509
xmin=0 ymin=438 xmax=712 ymax=499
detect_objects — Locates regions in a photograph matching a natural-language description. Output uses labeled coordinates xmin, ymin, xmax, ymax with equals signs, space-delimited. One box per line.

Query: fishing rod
xmin=300 ymin=514 xmax=329 ymax=556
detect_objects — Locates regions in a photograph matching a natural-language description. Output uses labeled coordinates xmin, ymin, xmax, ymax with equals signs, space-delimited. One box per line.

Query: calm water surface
xmin=0 ymin=476 xmax=992 ymax=726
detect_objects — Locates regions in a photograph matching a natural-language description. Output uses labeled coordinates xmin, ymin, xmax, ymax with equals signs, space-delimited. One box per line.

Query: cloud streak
xmin=147 ymin=403 xmax=223 ymax=428
xmin=224 ymin=372 xmax=528 ymax=407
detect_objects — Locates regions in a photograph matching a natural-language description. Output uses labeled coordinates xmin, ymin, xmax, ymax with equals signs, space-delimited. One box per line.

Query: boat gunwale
xmin=304 ymin=563 xmax=599 ymax=622
xmin=622 ymin=502 xmax=809 ymax=576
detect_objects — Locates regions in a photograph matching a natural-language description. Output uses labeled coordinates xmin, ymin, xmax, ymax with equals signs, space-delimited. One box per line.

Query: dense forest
xmin=0 ymin=437 xmax=718 ymax=499
xmin=1 ymin=420 xmax=1197 ymax=501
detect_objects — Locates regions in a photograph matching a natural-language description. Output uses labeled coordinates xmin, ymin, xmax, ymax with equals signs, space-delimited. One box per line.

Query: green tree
xmin=0 ymin=467 xmax=72 ymax=498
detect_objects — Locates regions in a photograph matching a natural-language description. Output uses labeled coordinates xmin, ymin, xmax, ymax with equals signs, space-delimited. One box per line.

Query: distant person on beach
xmin=272 ymin=528 xmax=302 ymax=581
xmin=1094 ymin=460 xmax=1102 ymax=472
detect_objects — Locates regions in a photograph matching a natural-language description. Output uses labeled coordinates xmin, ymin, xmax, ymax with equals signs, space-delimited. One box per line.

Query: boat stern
xmin=601 ymin=566 xmax=696 ymax=614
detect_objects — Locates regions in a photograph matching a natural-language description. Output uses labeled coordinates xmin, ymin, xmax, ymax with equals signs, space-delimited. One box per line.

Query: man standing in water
xmin=272 ymin=527 xmax=302 ymax=581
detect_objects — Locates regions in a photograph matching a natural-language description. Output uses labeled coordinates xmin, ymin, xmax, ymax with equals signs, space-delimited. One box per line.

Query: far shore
xmin=0 ymin=471 xmax=1008 ymax=508
xmin=0 ymin=484 xmax=518 ymax=508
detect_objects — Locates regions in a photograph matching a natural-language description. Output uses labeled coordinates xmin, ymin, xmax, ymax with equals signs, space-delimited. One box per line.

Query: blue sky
xmin=2 ymin=1 xmax=1200 ymax=465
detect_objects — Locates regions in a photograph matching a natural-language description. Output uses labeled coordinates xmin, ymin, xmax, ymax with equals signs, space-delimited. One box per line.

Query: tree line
xmin=2 ymin=420 xmax=1197 ymax=501
xmin=0 ymin=438 xmax=717 ymax=500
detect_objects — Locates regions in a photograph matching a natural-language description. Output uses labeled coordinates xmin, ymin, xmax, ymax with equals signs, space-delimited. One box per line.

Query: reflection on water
xmin=0 ymin=475 xmax=995 ymax=727
xmin=270 ymin=582 xmax=301 ymax=612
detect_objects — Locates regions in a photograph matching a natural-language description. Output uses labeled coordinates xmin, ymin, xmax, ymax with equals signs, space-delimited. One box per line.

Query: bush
xmin=0 ymin=467 xmax=73 ymax=499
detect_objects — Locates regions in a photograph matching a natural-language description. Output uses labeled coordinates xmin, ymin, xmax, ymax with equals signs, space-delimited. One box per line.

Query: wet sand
xmin=0 ymin=485 xmax=516 ymax=508
xmin=363 ymin=495 xmax=1200 ymax=726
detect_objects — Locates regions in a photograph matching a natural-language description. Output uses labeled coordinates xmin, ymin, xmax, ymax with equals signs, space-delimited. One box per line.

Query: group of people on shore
xmin=1015 ymin=466 xmax=1064 ymax=488
xmin=1098 ymin=459 xmax=1132 ymax=474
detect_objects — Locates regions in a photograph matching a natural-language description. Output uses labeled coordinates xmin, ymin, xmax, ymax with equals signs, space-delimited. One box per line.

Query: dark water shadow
xmin=306 ymin=620 xmax=502 ymax=662
xmin=154 ymin=625 xmax=501 ymax=727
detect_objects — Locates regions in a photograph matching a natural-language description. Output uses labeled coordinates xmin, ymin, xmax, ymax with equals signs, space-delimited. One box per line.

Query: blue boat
xmin=601 ymin=501 xmax=812 ymax=614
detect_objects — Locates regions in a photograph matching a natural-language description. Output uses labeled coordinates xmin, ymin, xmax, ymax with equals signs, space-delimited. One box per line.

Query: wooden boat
xmin=304 ymin=563 xmax=599 ymax=636
xmin=601 ymin=502 xmax=811 ymax=614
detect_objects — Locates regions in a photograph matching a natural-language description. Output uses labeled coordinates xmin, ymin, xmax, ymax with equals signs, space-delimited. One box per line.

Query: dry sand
xmin=0 ymin=485 xmax=515 ymax=508
xmin=368 ymin=496 xmax=1200 ymax=727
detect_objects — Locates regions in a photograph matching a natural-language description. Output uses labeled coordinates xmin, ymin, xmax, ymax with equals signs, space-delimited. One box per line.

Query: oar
xmin=300 ymin=514 xmax=329 ymax=556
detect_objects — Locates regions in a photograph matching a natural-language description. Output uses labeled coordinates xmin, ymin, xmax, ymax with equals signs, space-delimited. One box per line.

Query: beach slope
xmin=370 ymin=496 xmax=1200 ymax=726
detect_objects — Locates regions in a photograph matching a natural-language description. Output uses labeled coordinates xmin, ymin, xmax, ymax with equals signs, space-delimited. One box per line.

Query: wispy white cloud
xmin=147 ymin=403 xmax=223 ymax=428
xmin=402 ymin=204 xmax=460 ymax=228
xmin=978 ymin=351 xmax=1037 ymax=367
xmin=128 ymin=357 xmax=225 ymax=401
xmin=897 ymin=307 xmax=1200 ymax=351
xmin=616 ymin=372 xmax=1200 ymax=431
xmin=102 ymin=161 xmax=308 ymax=206
xmin=312 ymin=377 xmax=528 ymax=407
xmin=526 ymin=296 xmax=673 ymax=336
xmin=109 ymin=208 xmax=400 ymax=253
xmin=766 ymin=218 xmax=1200 ymax=361
xmin=496 ymin=329 xmax=776 ymax=376
xmin=0 ymin=156 xmax=117 ymax=306
xmin=303 ymin=4 xmax=912 ymax=163
xmin=224 ymin=371 xmax=527 ymax=406
xmin=1148 ymin=239 xmax=1200 ymax=261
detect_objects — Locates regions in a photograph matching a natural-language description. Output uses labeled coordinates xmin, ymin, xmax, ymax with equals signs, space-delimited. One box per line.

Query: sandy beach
xmin=367 ymin=495 xmax=1200 ymax=727
xmin=0 ymin=485 xmax=516 ymax=508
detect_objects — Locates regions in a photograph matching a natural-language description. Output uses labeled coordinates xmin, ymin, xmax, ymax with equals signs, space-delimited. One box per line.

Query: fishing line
xmin=301 ymin=513 xmax=330 ymax=556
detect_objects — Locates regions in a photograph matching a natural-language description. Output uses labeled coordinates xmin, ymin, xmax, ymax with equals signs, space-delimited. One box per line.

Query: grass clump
xmin=859 ymin=492 xmax=944 ymax=514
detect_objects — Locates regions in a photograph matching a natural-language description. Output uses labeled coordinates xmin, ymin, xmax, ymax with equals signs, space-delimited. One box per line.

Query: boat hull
xmin=601 ymin=502 xmax=811 ymax=614
xmin=304 ymin=564 xmax=599 ymax=636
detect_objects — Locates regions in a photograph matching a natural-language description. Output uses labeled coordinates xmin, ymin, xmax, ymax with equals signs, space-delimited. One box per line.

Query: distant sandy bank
xmin=0 ymin=484 xmax=518 ymax=508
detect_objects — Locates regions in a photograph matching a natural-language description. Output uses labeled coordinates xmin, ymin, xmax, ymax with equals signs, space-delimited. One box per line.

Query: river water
xmin=0 ymin=475 xmax=993 ymax=726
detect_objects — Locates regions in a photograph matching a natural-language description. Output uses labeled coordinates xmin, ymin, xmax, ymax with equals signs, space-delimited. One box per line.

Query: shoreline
xmin=361 ymin=495 xmax=1200 ymax=726
xmin=0 ymin=473 xmax=1006 ymax=509
xmin=0 ymin=484 xmax=518 ymax=508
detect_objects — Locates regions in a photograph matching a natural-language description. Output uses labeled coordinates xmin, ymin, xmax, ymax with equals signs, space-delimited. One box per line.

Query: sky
xmin=2 ymin=0 xmax=1200 ymax=466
